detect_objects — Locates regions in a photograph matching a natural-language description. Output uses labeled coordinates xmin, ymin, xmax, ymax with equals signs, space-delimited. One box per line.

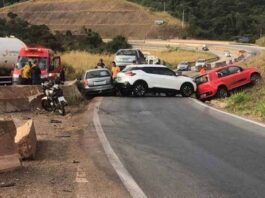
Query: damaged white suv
xmin=115 ymin=64 xmax=197 ymax=97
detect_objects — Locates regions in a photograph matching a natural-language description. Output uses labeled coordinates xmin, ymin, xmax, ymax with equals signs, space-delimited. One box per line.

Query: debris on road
xmin=15 ymin=119 xmax=37 ymax=160
xmin=50 ymin=119 xmax=62 ymax=124
xmin=73 ymin=160 xmax=80 ymax=164
xmin=0 ymin=182 xmax=16 ymax=188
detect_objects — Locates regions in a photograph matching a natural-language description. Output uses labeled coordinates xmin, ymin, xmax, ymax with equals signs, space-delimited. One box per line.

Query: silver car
xmin=114 ymin=49 xmax=146 ymax=70
xmin=82 ymin=69 xmax=113 ymax=95
xmin=177 ymin=61 xmax=191 ymax=71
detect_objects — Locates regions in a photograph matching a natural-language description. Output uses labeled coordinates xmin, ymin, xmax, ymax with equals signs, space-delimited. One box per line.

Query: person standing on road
xmin=96 ymin=58 xmax=105 ymax=69
xmin=21 ymin=61 xmax=31 ymax=85
xmin=30 ymin=61 xmax=41 ymax=85
xmin=199 ymin=65 xmax=207 ymax=75
xmin=111 ymin=61 xmax=120 ymax=79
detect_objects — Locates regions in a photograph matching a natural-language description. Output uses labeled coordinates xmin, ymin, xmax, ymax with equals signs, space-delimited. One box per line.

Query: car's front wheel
xmin=180 ymin=83 xmax=194 ymax=97
xmin=217 ymin=86 xmax=229 ymax=98
xmin=133 ymin=82 xmax=147 ymax=97
xmin=250 ymin=73 xmax=261 ymax=85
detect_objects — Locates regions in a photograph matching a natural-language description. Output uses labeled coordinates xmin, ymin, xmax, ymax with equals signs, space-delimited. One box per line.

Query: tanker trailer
xmin=0 ymin=36 xmax=26 ymax=84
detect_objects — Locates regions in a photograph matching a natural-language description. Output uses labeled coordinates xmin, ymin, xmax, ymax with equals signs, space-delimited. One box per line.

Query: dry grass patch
xmin=150 ymin=49 xmax=216 ymax=67
xmin=61 ymin=51 xmax=114 ymax=70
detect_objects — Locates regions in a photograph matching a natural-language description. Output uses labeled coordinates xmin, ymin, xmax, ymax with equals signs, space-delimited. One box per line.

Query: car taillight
xmin=125 ymin=71 xmax=136 ymax=76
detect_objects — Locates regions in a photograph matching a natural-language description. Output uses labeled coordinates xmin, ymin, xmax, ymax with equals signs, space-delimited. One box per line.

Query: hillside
xmin=0 ymin=0 xmax=184 ymax=39
xmin=128 ymin=0 xmax=265 ymax=41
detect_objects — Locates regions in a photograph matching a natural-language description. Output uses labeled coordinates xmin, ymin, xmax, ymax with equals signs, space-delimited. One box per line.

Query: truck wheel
xmin=180 ymin=83 xmax=194 ymax=97
xmin=133 ymin=82 xmax=147 ymax=97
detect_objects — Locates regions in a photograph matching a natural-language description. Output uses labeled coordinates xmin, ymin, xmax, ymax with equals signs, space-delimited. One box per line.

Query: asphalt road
xmin=98 ymin=97 xmax=265 ymax=198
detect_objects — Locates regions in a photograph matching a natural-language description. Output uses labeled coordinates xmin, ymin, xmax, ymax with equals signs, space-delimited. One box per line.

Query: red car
xmin=195 ymin=65 xmax=260 ymax=100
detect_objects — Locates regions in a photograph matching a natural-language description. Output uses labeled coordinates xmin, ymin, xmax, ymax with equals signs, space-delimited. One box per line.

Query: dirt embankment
xmin=0 ymin=101 xmax=130 ymax=198
xmin=0 ymin=0 xmax=184 ymax=39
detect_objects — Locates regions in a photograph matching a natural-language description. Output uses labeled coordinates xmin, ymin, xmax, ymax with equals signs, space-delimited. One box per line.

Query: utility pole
xmin=2 ymin=0 xmax=5 ymax=7
xmin=182 ymin=10 xmax=185 ymax=28
xmin=163 ymin=1 xmax=166 ymax=12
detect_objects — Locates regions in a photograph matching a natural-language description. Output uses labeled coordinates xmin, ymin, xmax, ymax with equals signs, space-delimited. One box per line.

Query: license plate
xmin=200 ymin=94 xmax=207 ymax=99
xmin=58 ymin=96 xmax=66 ymax=102
xmin=94 ymin=81 xmax=106 ymax=86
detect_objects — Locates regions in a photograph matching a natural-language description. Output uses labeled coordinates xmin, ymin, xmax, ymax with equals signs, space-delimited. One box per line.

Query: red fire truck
xmin=12 ymin=47 xmax=63 ymax=84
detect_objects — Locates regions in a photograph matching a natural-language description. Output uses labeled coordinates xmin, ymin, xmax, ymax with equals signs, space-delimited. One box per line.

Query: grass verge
xmin=62 ymin=49 xmax=216 ymax=80
xmin=214 ymin=52 xmax=265 ymax=121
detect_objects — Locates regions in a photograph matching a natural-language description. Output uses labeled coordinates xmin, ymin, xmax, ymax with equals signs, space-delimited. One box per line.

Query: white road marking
xmin=190 ymin=98 xmax=265 ymax=129
xmin=93 ymin=97 xmax=147 ymax=198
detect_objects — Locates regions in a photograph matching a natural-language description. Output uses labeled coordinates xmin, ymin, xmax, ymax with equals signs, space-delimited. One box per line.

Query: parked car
xmin=177 ymin=61 xmax=191 ymax=71
xmin=81 ymin=69 xmax=113 ymax=95
xmin=224 ymin=50 xmax=231 ymax=57
xmin=202 ymin=44 xmax=209 ymax=51
xmin=195 ymin=65 xmax=260 ymax=100
xmin=114 ymin=49 xmax=146 ymax=70
xmin=115 ymin=64 xmax=196 ymax=97
xmin=195 ymin=59 xmax=207 ymax=71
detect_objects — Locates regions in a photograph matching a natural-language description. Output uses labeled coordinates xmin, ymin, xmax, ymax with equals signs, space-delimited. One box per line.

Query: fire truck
xmin=13 ymin=47 xmax=63 ymax=84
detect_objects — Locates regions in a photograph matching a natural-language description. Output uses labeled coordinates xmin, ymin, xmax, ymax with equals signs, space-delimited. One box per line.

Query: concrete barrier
xmin=214 ymin=61 xmax=227 ymax=68
xmin=0 ymin=120 xmax=21 ymax=173
xmin=63 ymin=80 xmax=84 ymax=104
xmin=0 ymin=85 xmax=42 ymax=113
xmin=15 ymin=120 xmax=37 ymax=160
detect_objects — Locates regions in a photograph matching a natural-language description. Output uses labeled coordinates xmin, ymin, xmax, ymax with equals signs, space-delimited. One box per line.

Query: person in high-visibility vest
xmin=111 ymin=61 xmax=120 ymax=78
xmin=21 ymin=61 xmax=32 ymax=85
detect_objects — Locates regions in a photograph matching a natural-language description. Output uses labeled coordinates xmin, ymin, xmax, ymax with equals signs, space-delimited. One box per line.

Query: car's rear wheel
xmin=180 ymin=83 xmax=194 ymax=97
xmin=133 ymin=82 xmax=147 ymax=97
xmin=217 ymin=86 xmax=229 ymax=98
xmin=250 ymin=73 xmax=260 ymax=85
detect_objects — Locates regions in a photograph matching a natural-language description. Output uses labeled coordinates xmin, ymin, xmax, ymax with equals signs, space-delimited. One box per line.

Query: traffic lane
xmin=98 ymin=97 xmax=265 ymax=198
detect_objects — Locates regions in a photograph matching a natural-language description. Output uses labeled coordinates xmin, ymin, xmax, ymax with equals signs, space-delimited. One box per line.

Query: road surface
xmin=97 ymin=97 xmax=265 ymax=198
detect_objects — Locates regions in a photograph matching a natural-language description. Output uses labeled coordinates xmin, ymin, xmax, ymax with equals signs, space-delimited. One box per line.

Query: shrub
xmin=106 ymin=35 xmax=132 ymax=53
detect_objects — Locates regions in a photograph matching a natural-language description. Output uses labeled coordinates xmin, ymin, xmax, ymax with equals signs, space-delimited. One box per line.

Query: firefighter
xmin=30 ymin=61 xmax=41 ymax=85
xmin=21 ymin=61 xmax=31 ymax=85
xmin=111 ymin=61 xmax=120 ymax=79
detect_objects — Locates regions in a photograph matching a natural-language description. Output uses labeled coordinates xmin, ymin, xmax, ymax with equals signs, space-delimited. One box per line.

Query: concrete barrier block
xmin=0 ymin=120 xmax=21 ymax=173
xmin=15 ymin=120 xmax=37 ymax=159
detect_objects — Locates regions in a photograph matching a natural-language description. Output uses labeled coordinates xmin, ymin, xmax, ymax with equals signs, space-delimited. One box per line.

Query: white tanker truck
xmin=0 ymin=36 xmax=26 ymax=84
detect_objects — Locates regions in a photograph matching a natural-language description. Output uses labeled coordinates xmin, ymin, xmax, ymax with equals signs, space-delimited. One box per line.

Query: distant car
xmin=177 ymin=61 xmax=191 ymax=71
xmin=114 ymin=49 xmax=146 ymax=70
xmin=224 ymin=51 xmax=231 ymax=57
xmin=202 ymin=45 xmax=209 ymax=51
xmin=81 ymin=68 xmax=113 ymax=95
xmin=195 ymin=65 xmax=260 ymax=100
xmin=115 ymin=64 xmax=197 ymax=97
xmin=195 ymin=59 xmax=207 ymax=71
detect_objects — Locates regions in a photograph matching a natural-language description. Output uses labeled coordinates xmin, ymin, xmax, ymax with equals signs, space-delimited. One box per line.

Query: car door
xmin=152 ymin=67 xmax=177 ymax=89
xmin=141 ymin=67 xmax=162 ymax=88
xmin=227 ymin=66 xmax=248 ymax=89
xmin=216 ymin=68 xmax=233 ymax=89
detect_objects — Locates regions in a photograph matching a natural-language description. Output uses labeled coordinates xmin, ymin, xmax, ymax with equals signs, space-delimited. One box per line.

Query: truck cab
xmin=12 ymin=47 xmax=63 ymax=84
